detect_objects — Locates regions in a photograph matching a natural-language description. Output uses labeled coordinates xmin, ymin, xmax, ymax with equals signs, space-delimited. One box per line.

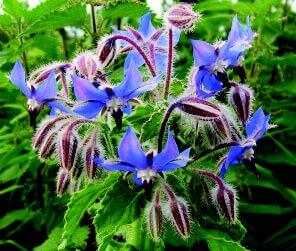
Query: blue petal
xmin=114 ymin=59 xmax=142 ymax=98
xmin=138 ymin=12 xmax=155 ymax=39
xmin=118 ymin=126 xmax=147 ymax=169
xmin=72 ymin=75 xmax=109 ymax=102
xmin=133 ymin=173 xmax=143 ymax=186
xmin=155 ymin=52 xmax=167 ymax=74
xmin=220 ymin=145 xmax=245 ymax=178
xmin=46 ymin=100 xmax=70 ymax=114
xmin=123 ymin=102 xmax=132 ymax=114
xmin=9 ymin=60 xmax=31 ymax=98
xmin=153 ymin=129 xmax=179 ymax=169
xmin=127 ymin=74 xmax=162 ymax=99
xmin=191 ymin=40 xmax=217 ymax=67
xmin=73 ymin=101 xmax=104 ymax=119
xmin=195 ymin=70 xmax=220 ymax=99
xmin=157 ymin=148 xmax=191 ymax=172
xmin=95 ymin=158 xmax=135 ymax=172
xmin=124 ymin=51 xmax=145 ymax=74
xmin=246 ymin=107 xmax=270 ymax=141
xmin=35 ymin=71 xmax=57 ymax=102
xmin=157 ymin=28 xmax=180 ymax=47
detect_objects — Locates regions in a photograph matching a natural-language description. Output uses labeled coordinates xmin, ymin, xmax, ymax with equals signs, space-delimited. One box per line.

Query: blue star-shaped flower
xmin=225 ymin=15 xmax=255 ymax=66
xmin=10 ymin=60 xmax=69 ymax=116
xmin=119 ymin=12 xmax=180 ymax=74
xmin=96 ymin=126 xmax=191 ymax=185
xmin=72 ymin=59 xmax=161 ymax=128
xmin=220 ymin=107 xmax=270 ymax=178
xmin=190 ymin=16 xmax=255 ymax=99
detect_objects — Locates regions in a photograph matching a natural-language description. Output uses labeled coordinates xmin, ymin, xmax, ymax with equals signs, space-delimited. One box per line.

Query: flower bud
xmin=84 ymin=129 xmax=100 ymax=179
xmin=147 ymin=190 xmax=163 ymax=240
xmin=57 ymin=169 xmax=70 ymax=196
xmin=73 ymin=51 xmax=102 ymax=82
xmin=39 ymin=131 xmax=57 ymax=159
xmin=229 ymin=85 xmax=253 ymax=126
xmin=211 ymin=183 xmax=237 ymax=223
xmin=163 ymin=185 xmax=190 ymax=238
xmin=33 ymin=115 xmax=70 ymax=150
xmin=96 ymin=37 xmax=117 ymax=68
xmin=176 ymin=97 xmax=221 ymax=121
xmin=58 ymin=119 xmax=88 ymax=171
xmin=212 ymin=114 xmax=232 ymax=141
xmin=166 ymin=4 xmax=200 ymax=32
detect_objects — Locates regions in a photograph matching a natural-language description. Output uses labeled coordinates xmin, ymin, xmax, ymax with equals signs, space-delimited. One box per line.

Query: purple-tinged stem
xmin=111 ymin=35 xmax=157 ymax=76
xmin=163 ymin=28 xmax=173 ymax=100
xmin=191 ymin=169 xmax=224 ymax=187
xmin=190 ymin=141 xmax=239 ymax=162
xmin=90 ymin=5 xmax=97 ymax=34
xmin=157 ymin=102 xmax=178 ymax=153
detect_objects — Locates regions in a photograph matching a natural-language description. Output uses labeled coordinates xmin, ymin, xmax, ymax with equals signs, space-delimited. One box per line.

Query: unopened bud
xmin=73 ymin=51 xmax=102 ymax=82
xmin=212 ymin=114 xmax=231 ymax=140
xmin=147 ymin=190 xmax=163 ymax=240
xmin=33 ymin=115 xmax=70 ymax=149
xmin=163 ymin=185 xmax=190 ymax=238
xmin=39 ymin=131 xmax=57 ymax=159
xmin=166 ymin=4 xmax=200 ymax=32
xmin=230 ymin=84 xmax=253 ymax=126
xmin=57 ymin=169 xmax=70 ymax=196
xmin=58 ymin=119 xmax=88 ymax=170
xmin=96 ymin=37 xmax=117 ymax=68
xmin=84 ymin=129 xmax=100 ymax=179
xmin=211 ymin=183 xmax=237 ymax=223
xmin=176 ymin=97 xmax=221 ymax=120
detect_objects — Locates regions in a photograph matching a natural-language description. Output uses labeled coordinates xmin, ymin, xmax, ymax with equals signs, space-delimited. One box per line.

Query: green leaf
xmin=0 ymin=209 xmax=34 ymax=230
xmin=63 ymin=173 xmax=121 ymax=245
xmin=33 ymin=227 xmax=63 ymax=251
xmin=94 ymin=178 xmax=144 ymax=251
xmin=20 ymin=5 xmax=87 ymax=36
xmin=101 ymin=3 xmax=149 ymax=19
xmin=0 ymin=185 xmax=23 ymax=196
xmin=207 ymin=238 xmax=248 ymax=251
xmin=3 ymin=0 xmax=26 ymax=21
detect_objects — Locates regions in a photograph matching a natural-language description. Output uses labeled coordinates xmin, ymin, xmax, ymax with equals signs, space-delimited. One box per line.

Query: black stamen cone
xmin=233 ymin=65 xmax=247 ymax=83
xmin=29 ymin=109 xmax=39 ymax=130
xmin=243 ymin=157 xmax=260 ymax=178
xmin=112 ymin=109 xmax=123 ymax=130
xmin=143 ymin=180 xmax=153 ymax=201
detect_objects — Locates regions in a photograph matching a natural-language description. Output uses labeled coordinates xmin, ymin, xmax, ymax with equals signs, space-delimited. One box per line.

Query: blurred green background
xmin=0 ymin=0 xmax=295 ymax=250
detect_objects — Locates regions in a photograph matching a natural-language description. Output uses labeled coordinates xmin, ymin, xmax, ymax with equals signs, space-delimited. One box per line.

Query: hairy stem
xmin=163 ymin=28 xmax=173 ymax=99
xmin=190 ymin=141 xmax=239 ymax=162
xmin=111 ymin=35 xmax=157 ymax=76
xmin=157 ymin=102 xmax=178 ymax=153
xmin=191 ymin=169 xmax=224 ymax=187
xmin=90 ymin=4 xmax=97 ymax=34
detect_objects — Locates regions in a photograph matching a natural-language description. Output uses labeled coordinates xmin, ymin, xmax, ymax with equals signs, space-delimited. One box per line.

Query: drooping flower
xmin=10 ymin=60 xmax=69 ymax=127
xmin=96 ymin=127 xmax=191 ymax=186
xmin=72 ymin=59 xmax=161 ymax=129
xmin=220 ymin=107 xmax=270 ymax=178
xmin=118 ymin=12 xmax=180 ymax=74
xmin=190 ymin=16 xmax=255 ymax=99
xmin=225 ymin=15 xmax=255 ymax=66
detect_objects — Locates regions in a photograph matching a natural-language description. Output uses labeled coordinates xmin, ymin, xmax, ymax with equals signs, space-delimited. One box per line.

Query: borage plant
xmin=9 ymin=3 xmax=274 ymax=250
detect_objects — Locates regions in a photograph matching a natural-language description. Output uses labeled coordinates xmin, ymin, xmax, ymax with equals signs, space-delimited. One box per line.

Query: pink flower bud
xmin=212 ymin=114 xmax=232 ymax=141
xmin=166 ymin=4 xmax=200 ymax=31
xmin=73 ymin=51 xmax=102 ymax=81
xmin=96 ymin=37 xmax=117 ymax=68
xmin=84 ymin=129 xmax=100 ymax=179
xmin=163 ymin=185 xmax=190 ymax=238
xmin=57 ymin=169 xmax=70 ymax=196
xmin=32 ymin=115 xmax=70 ymax=150
xmin=211 ymin=184 xmax=237 ymax=223
xmin=147 ymin=190 xmax=163 ymax=240
xmin=229 ymin=85 xmax=253 ymax=126
xmin=58 ymin=119 xmax=88 ymax=171
xmin=176 ymin=97 xmax=221 ymax=120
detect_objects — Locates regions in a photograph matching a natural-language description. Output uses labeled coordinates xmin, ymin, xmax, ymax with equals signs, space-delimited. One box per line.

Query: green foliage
xmin=0 ymin=0 xmax=295 ymax=250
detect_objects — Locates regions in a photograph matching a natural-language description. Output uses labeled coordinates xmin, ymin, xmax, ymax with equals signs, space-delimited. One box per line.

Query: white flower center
xmin=106 ymin=97 xmax=125 ymax=112
xmin=27 ymin=98 xmax=40 ymax=111
xmin=243 ymin=148 xmax=254 ymax=161
xmin=137 ymin=168 xmax=157 ymax=184
xmin=212 ymin=59 xmax=228 ymax=73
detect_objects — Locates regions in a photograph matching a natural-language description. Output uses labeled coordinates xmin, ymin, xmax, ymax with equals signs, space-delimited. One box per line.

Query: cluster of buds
xmin=146 ymin=184 xmax=190 ymax=240
xmin=32 ymin=115 xmax=101 ymax=195
xmin=195 ymin=170 xmax=237 ymax=223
